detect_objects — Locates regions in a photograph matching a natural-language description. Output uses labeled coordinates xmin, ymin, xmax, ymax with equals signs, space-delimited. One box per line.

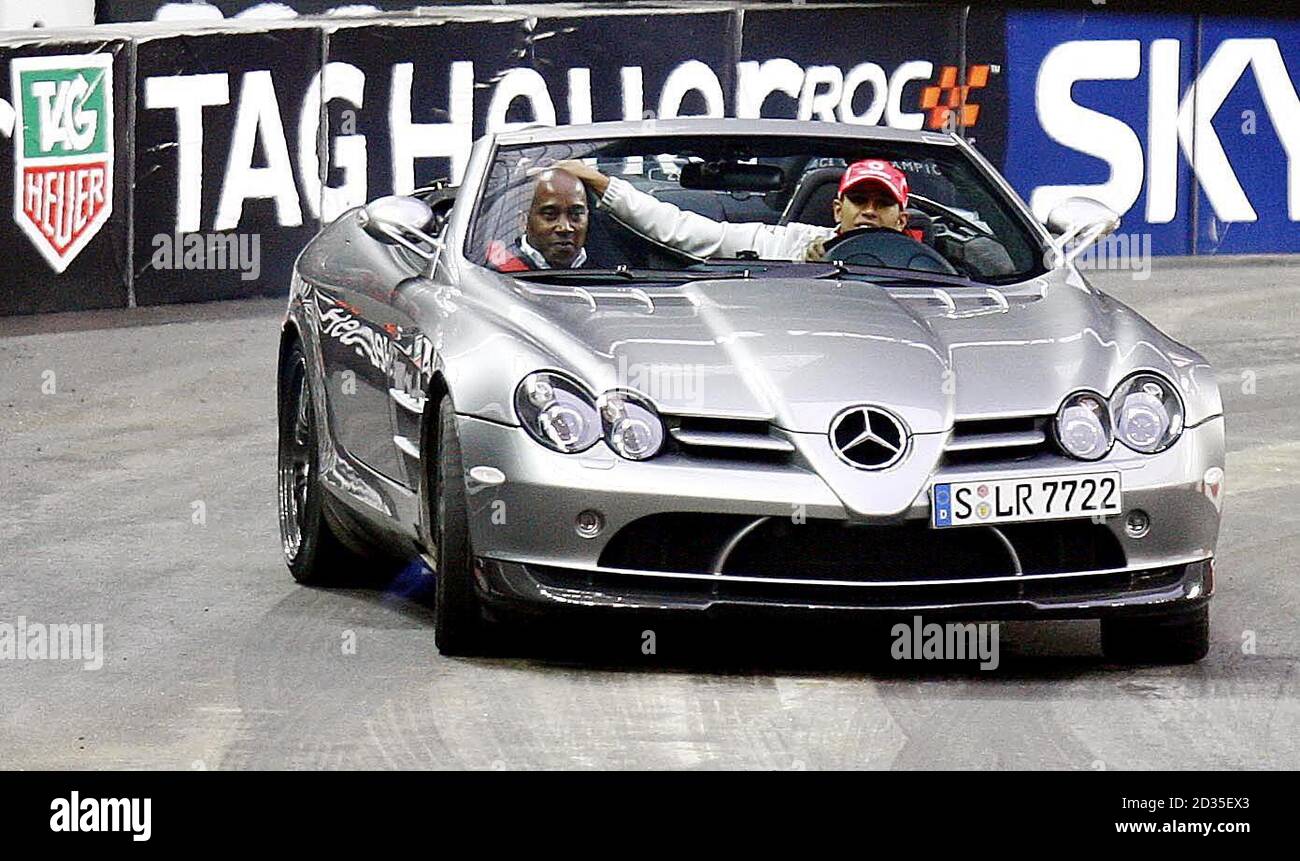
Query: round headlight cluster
xmin=1111 ymin=374 xmax=1184 ymax=453
xmin=1054 ymin=372 xmax=1185 ymax=460
xmin=515 ymin=372 xmax=666 ymax=460
xmin=598 ymin=391 xmax=665 ymax=461
xmin=1054 ymin=392 xmax=1112 ymax=460
xmin=514 ymin=372 xmax=601 ymax=453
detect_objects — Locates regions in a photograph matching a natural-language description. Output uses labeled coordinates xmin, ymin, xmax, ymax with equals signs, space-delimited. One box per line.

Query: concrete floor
xmin=1 ymin=259 xmax=1297 ymax=769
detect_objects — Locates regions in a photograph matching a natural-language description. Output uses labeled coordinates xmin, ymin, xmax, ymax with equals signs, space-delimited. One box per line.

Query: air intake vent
xmin=944 ymin=415 xmax=1052 ymax=464
xmin=666 ymin=415 xmax=794 ymax=458
xmin=886 ymin=286 xmax=1041 ymax=318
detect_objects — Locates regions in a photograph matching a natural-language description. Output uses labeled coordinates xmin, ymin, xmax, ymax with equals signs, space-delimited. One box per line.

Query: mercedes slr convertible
xmin=277 ymin=120 xmax=1224 ymax=661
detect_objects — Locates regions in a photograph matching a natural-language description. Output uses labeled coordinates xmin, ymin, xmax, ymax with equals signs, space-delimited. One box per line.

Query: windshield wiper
xmin=511 ymin=266 xmax=752 ymax=283
xmin=818 ymin=260 xmax=983 ymax=288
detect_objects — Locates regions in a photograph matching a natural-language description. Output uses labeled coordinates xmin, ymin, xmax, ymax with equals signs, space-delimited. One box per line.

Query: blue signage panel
xmin=1003 ymin=10 xmax=1197 ymax=255
xmin=1004 ymin=10 xmax=1300 ymax=255
xmin=1196 ymin=16 xmax=1300 ymax=254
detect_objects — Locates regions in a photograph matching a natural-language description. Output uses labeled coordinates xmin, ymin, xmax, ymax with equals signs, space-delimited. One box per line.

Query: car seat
xmin=778 ymin=167 xmax=843 ymax=227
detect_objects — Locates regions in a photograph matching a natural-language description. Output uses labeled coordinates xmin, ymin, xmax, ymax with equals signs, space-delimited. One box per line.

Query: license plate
xmin=932 ymin=472 xmax=1122 ymax=528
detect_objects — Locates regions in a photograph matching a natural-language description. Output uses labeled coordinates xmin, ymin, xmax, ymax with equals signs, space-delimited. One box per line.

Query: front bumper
xmin=475 ymin=556 xmax=1212 ymax=620
xmin=457 ymin=413 xmax=1223 ymax=618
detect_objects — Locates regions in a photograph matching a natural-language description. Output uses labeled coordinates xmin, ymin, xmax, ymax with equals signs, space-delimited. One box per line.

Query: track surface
xmin=1 ymin=260 xmax=1297 ymax=769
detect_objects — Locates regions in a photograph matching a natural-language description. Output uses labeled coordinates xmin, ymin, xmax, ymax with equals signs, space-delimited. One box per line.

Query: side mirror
xmin=1043 ymin=196 xmax=1120 ymax=266
xmin=358 ymin=195 xmax=439 ymax=260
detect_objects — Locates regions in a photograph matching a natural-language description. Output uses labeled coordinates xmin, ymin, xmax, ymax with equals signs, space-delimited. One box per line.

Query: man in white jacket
xmin=554 ymin=158 xmax=912 ymax=263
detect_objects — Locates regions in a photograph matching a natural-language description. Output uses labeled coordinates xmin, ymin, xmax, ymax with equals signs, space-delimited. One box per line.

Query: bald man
xmin=487 ymin=168 xmax=590 ymax=271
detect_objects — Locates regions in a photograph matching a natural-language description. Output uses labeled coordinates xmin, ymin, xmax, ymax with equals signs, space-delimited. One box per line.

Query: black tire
xmin=277 ymin=339 xmax=365 ymax=585
xmin=432 ymin=394 xmax=491 ymax=656
xmin=1101 ymin=604 xmax=1210 ymax=665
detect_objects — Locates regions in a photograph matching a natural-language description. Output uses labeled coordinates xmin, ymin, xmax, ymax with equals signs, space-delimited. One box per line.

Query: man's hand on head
xmin=552 ymin=160 xmax=611 ymax=197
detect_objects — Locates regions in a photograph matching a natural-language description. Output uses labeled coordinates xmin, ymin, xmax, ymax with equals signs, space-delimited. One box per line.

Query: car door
xmin=311 ymin=226 xmax=409 ymax=483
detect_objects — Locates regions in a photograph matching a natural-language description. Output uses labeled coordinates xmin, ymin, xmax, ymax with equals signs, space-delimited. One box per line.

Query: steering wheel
xmin=821 ymin=226 xmax=957 ymax=275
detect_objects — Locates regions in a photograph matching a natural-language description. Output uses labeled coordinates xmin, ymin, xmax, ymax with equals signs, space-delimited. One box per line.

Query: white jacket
xmin=596 ymin=176 xmax=835 ymax=262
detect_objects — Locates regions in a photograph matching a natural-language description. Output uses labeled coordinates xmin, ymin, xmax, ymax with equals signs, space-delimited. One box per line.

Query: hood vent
xmin=887 ymin=286 xmax=1040 ymax=318
xmin=520 ymin=284 xmax=697 ymax=312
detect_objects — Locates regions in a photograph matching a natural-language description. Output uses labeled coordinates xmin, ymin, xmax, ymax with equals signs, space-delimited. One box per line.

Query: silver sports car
xmin=277 ymin=120 xmax=1224 ymax=661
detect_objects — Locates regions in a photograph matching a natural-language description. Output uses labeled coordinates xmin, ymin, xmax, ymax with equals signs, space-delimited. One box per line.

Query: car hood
xmin=517 ymin=269 xmax=1213 ymax=436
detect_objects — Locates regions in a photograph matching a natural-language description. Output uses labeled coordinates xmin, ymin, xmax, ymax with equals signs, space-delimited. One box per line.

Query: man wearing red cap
xmin=553 ymin=158 xmax=910 ymax=262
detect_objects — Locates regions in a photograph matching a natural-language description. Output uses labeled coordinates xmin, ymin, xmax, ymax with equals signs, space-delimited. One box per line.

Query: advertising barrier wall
xmin=0 ymin=4 xmax=1297 ymax=316
xmin=321 ymin=11 xmax=738 ymax=198
xmin=133 ymin=25 xmax=324 ymax=303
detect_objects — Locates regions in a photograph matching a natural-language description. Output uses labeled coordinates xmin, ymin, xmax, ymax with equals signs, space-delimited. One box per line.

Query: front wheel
xmin=1101 ymin=605 xmax=1209 ymax=665
xmin=432 ymin=394 xmax=492 ymax=656
xmin=277 ymin=339 xmax=365 ymax=584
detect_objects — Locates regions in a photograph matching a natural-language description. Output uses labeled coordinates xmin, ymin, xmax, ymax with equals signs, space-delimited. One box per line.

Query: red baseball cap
xmin=839 ymin=159 xmax=909 ymax=208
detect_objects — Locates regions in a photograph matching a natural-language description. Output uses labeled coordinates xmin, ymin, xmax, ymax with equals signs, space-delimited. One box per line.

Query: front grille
xmin=598 ymin=513 xmax=1125 ymax=581
xmin=943 ymin=415 xmax=1053 ymax=465
xmin=664 ymin=415 xmax=794 ymax=463
xmin=724 ymin=519 xmax=1014 ymax=580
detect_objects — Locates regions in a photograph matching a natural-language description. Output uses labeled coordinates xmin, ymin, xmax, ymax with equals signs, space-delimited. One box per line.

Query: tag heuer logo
xmin=11 ymin=54 xmax=113 ymax=273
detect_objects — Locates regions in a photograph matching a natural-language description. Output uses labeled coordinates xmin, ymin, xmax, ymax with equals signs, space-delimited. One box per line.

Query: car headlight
xmin=514 ymin=371 xmax=601 ymax=453
xmin=1054 ymin=391 xmax=1113 ymax=460
xmin=598 ymin=391 xmax=665 ymax=460
xmin=1110 ymin=373 xmax=1183 ymax=453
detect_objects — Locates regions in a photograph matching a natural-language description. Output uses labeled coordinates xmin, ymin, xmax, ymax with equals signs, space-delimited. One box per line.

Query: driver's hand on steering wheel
xmin=803 ymin=237 xmax=828 ymax=262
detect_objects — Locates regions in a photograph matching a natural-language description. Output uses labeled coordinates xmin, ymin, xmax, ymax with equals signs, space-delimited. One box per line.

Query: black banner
xmin=132 ymin=26 xmax=323 ymax=305
xmin=0 ymin=771 xmax=1283 ymax=845
xmin=739 ymin=4 xmax=964 ymax=124
xmin=0 ymin=37 xmax=131 ymax=315
xmin=964 ymin=4 xmax=1010 ymax=167
xmin=321 ymin=11 xmax=737 ymax=201
xmin=740 ymin=4 xmax=1007 ymax=166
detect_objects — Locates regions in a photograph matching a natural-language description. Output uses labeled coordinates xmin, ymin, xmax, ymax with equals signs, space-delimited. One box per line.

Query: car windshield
xmin=466 ymin=134 xmax=1048 ymax=285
